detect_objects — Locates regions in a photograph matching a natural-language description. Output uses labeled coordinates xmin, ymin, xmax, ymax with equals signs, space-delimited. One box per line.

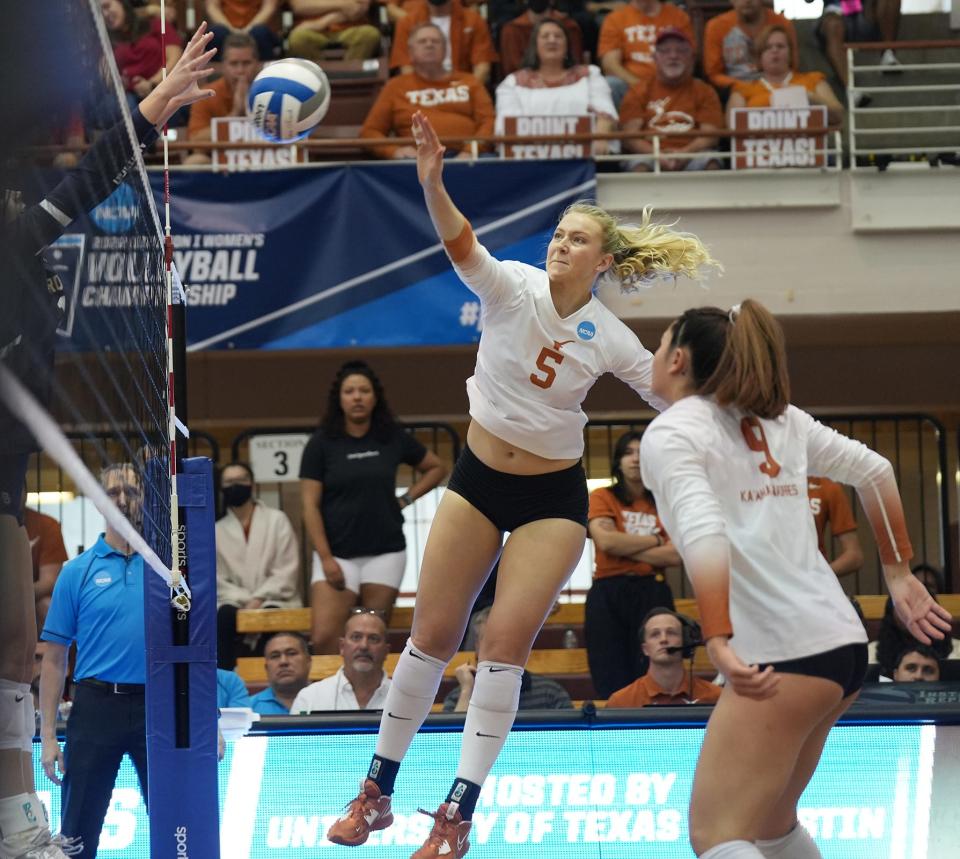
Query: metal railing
xmin=847 ymin=39 xmax=960 ymax=169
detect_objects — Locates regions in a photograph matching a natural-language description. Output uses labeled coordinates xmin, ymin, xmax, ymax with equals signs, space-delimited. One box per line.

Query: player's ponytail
xmin=563 ymin=203 xmax=721 ymax=289
xmin=671 ymin=300 xmax=789 ymax=418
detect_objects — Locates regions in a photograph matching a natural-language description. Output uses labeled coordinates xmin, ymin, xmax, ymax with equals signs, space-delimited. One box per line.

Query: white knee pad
xmin=700 ymin=841 xmax=765 ymax=858
xmin=0 ymin=680 xmax=30 ymax=752
xmin=756 ymin=824 xmax=822 ymax=859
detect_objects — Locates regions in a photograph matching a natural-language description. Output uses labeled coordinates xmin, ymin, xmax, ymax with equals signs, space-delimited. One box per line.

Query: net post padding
xmin=145 ymin=457 xmax=220 ymax=859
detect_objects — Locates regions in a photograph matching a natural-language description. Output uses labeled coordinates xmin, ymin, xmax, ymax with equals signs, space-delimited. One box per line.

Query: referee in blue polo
xmin=38 ymin=463 xmax=147 ymax=858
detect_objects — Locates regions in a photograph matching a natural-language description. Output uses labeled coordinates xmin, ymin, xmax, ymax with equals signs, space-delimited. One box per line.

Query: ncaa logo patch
xmin=577 ymin=321 xmax=596 ymax=340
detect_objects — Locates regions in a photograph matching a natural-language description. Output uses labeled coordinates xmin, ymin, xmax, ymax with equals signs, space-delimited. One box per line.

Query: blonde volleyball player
xmin=639 ymin=301 xmax=953 ymax=859
xmin=326 ymin=111 xmax=717 ymax=859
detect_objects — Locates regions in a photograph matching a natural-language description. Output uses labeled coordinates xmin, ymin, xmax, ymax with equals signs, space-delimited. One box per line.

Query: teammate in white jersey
xmin=640 ymin=301 xmax=952 ymax=859
xmin=326 ymin=112 xmax=718 ymax=859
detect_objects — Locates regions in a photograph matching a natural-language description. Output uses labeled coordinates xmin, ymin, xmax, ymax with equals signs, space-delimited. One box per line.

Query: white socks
xmin=0 ymin=680 xmax=30 ymax=752
xmin=701 ymin=841 xmax=765 ymax=858
xmin=756 ymin=824 xmax=822 ymax=858
xmin=374 ymin=639 xmax=446 ymax=763
xmin=455 ymin=661 xmax=523 ymax=786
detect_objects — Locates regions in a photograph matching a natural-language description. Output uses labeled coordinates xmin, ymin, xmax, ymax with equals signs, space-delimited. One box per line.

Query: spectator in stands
xmin=250 ymin=632 xmax=313 ymax=714
xmin=620 ymin=28 xmax=723 ymax=172
xmin=498 ymin=0 xmax=582 ymax=77
xmin=808 ymin=475 xmax=864 ymax=578
xmin=101 ymin=0 xmax=184 ymax=118
xmin=891 ymin=644 xmax=941 ymax=682
xmin=911 ymin=562 xmax=944 ymax=596
xmin=291 ymin=610 xmax=391 ymax=712
xmin=606 ymin=609 xmax=722 ymax=707
xmin=214 ymin=460 xmax=301 ymax=670
xmin=22 ymin=494 xmax=68 ymax=633
xmin=288 ymin=0 xmax=381 ymax=62
xmin=185 ymin=32 xmax=262 ymax=166
xmin=390 ymin=0 xmax=498 ymax=85
xmin=819 ymin=0 xmax=902 ymax=95
xmin=204 ymin=0 xmax=281 ymax=61
xmin=597 ymin=0 xmax=694 ymax=108
xmin=727 ymin=25 xmax=844 ymax=125
xmin=300 ymin=359 xmax=445 ymax=652
xmin=217 ymin=667 xmax=253 ymax=707
xmin=874 ymin=570 xmax=953 ymax=678
xmin=703 ymin=0 xmax=798 ymax=96
xmin=361 ymin=24 xmax=496 ymax=160
xmin=585 ymin=431 xmax=679 ymax=699
xmin=495 ymin=19 xmax=615 ymax=154
xmin=443 ymin=607 xmax=573 ymax=711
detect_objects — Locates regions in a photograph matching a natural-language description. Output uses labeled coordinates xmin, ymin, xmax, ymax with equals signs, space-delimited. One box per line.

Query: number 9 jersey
xmin=640 ymin=396 xmax=912 ymax=665
xmin=447 ymin=228 xmax=666 ymax=460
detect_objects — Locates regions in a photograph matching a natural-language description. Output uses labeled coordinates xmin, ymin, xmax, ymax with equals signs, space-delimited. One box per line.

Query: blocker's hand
xmin=707 ymin=637 xmax=779 ymax=700
xmin=412 ymin=111 xmax=445 ymax=188
xmin=139 ymin=22 xmax=217 ymax=129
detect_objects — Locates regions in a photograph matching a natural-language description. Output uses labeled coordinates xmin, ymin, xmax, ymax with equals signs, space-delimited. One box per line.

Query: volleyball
xmin=247 ymin=58 xmax=331 ymax=144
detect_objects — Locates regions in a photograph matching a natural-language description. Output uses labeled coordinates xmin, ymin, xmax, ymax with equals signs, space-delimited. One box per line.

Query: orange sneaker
xmin=326 ymin=779 xmax=394 ymax=846
xmin=410 ymin=803 xmax=471 ymax=858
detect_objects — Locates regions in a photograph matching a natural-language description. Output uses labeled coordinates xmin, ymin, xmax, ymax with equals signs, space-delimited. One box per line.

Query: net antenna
xmin=159 ymin=0 xmax=190 ymax=612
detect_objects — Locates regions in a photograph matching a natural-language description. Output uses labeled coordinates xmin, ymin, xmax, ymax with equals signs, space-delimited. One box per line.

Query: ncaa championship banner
xmin=45 ymin=161 xmax=596 ymax=352
xmin=33 ymin=721 xmax=945 ymax=858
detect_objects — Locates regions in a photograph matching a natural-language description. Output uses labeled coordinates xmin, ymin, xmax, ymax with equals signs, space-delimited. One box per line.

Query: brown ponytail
xmin=700 ymin=300 xmax=790 ymax=418
xmin=670 ymin=300 xmax=789 ymax=418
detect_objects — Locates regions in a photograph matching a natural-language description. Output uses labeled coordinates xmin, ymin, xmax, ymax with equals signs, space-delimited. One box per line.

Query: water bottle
xmin=562 ymin=628 xmax=578 ymax=649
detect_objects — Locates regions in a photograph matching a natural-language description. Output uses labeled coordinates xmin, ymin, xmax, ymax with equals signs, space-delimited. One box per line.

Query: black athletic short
xmin=763 ymin=642 xmax=869 ymax=698
xmin=446 ymin=444 xmax=588 ymax=532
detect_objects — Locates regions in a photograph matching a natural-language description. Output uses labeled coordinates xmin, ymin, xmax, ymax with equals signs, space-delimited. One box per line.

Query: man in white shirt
xmin=291 ymin=612 xmax=391 ymax=712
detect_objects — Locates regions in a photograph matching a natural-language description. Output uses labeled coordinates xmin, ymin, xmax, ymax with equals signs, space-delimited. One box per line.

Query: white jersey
xmin=452 ymin=239 xmax=664 ymax=460
xmin=640 ymin=397 xmax=912 ymax=664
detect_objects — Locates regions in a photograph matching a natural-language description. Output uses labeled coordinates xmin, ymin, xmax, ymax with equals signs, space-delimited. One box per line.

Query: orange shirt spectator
xmin=598 ymin=0 xmax=694 ymax=84
xmin=808 ymin=476 xmax=863 ymax=577
xmin=726 ymin=25 xmax=844 ymax=125
xmin=391 ymin=0 xmax=498 ymax=84
xmin=499 ymin=10 xmax=582 ymax=77
xmin=360 ymin=71 xmax=494 ymax=158
xmin=732 ymin=70 xmax=827 ymax=107
xmin=703 ymin=5 xmax=798 ymax=91
xmin=606 ymin=673 xmax=722 ymax=707
xmin=209 ymin=0 xmax=279 ymax=28
xmin=24 ymin=507 xmax=68 ymax=630
xmin=620 ymin=28 xmax=723 ymax=171
xmin=620 ymin=74 xmax=724 ymax=153
xmin=588 ymin=488 xmax=665 ymax=579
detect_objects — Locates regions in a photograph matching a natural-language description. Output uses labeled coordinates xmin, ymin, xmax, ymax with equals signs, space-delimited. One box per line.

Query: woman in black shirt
xmin=299 ymin=361 xmax=446 ymax=653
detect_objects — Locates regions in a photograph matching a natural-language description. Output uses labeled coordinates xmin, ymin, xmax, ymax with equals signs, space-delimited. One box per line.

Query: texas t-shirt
xmin=299 ymin=428 xmax=428 ymax=557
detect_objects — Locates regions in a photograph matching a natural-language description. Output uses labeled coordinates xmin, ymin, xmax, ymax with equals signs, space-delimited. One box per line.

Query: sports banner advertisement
xmin=33 ymin=721 xmax=946 ymax=858
xmin=44 ymin=162 xmax=596 ymax=352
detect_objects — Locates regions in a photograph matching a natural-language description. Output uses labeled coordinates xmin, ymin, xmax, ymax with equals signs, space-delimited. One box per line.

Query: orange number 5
xmin=529 ymin=347 xmax=565 ymax=389
xmin=740 ymin=417 xmax=781 ymax=478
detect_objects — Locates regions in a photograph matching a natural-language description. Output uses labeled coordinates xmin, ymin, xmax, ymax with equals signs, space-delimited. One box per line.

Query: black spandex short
xmin=763 ymin=642 xmax=868 ymax=698
xmin=446 ymin=444 xmax=588 ymax=532
xmin=0 ymin=454 xmax=28 ymax=523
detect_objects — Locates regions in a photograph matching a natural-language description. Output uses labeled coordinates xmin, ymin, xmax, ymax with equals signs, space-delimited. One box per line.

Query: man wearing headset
xmin=606 ymin=608 xmax=722 ymax=707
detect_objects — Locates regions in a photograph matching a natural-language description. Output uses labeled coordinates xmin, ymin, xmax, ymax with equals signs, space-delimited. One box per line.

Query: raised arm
xmin=412 ymin=111 xmax=470 ymax=243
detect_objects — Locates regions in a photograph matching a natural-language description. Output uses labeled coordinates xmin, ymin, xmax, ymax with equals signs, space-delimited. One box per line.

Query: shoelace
xmin=21 ymin=833 xmax=83 ymax=859
xmin=340 ymin=783 xmax=377 ymax=821
xmin=416 ymin=806 xmax=459 ymax=846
